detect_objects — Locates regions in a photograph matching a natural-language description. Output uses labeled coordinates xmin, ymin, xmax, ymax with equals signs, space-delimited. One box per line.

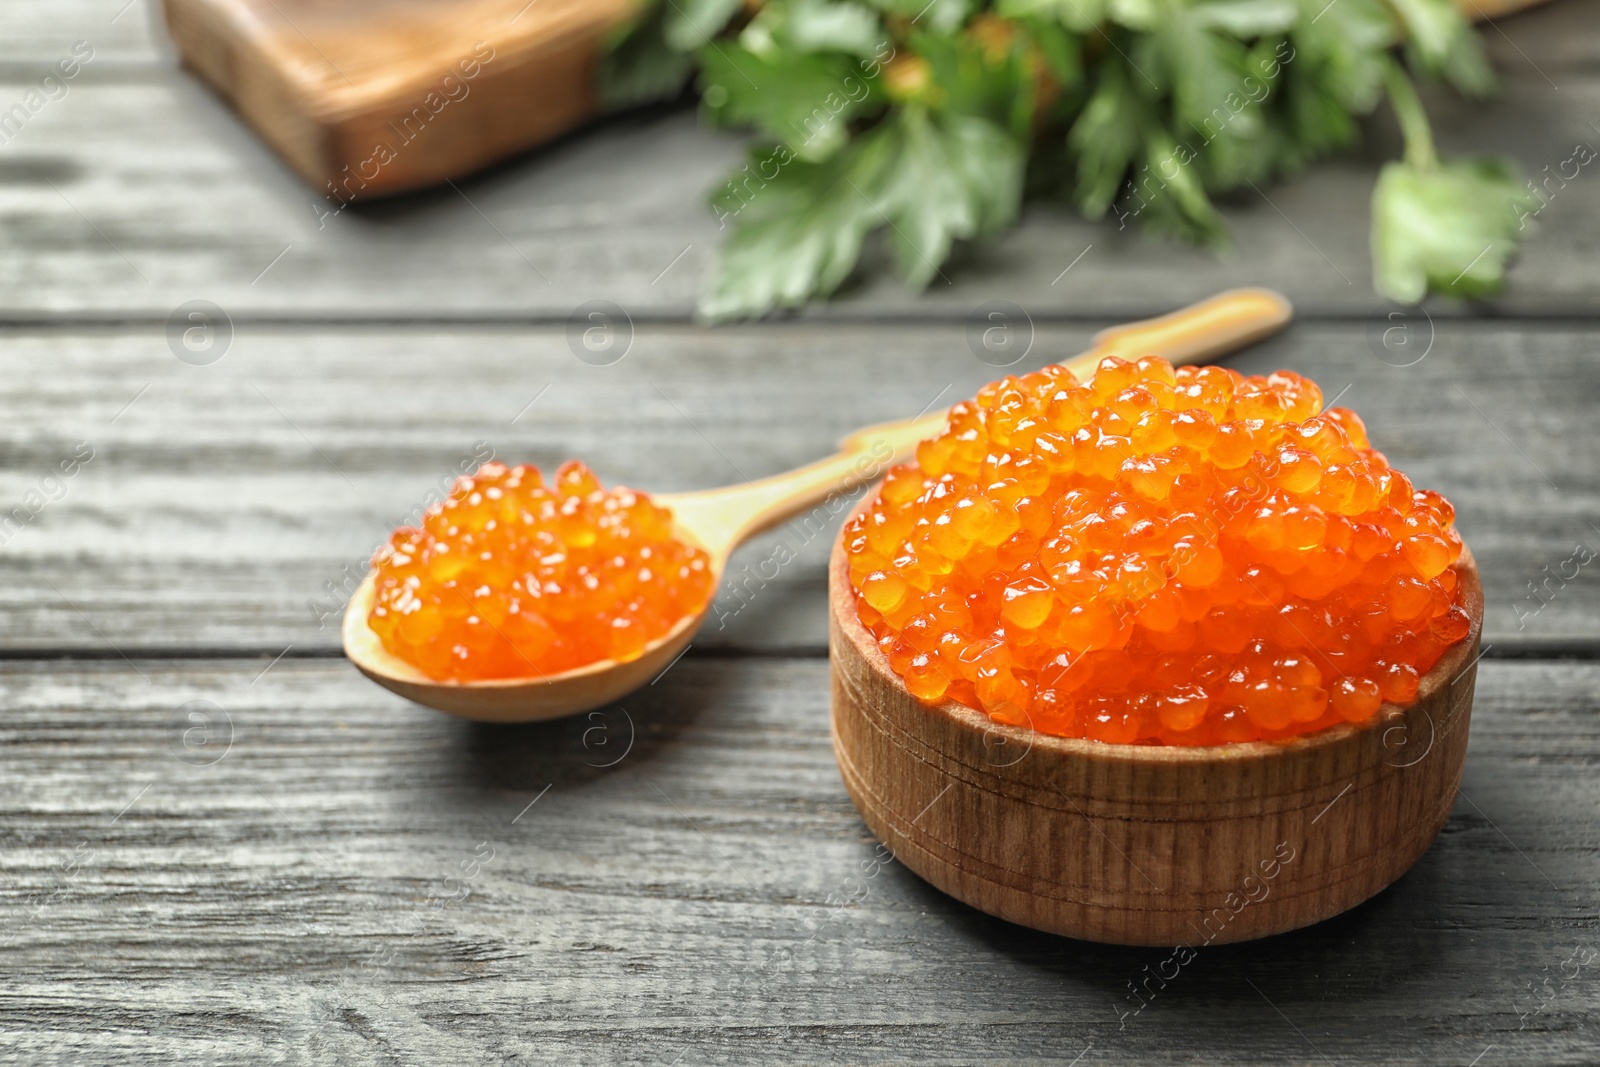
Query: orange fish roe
xmin=368 ymin=461 xmax=713 ymax=681
xmin=844 ymin=357 xmax=1471 ymax=745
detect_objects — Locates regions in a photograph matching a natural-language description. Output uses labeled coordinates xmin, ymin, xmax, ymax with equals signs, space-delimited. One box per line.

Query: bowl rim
xmin=830 ymin=488 xmax=1485 ymax=766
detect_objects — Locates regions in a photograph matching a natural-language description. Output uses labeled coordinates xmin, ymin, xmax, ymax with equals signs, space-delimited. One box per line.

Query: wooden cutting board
xmin=162 ymin=0 xmax=1552 ymax=203
xmin=162 ymin=0 xmax=634 ymax=200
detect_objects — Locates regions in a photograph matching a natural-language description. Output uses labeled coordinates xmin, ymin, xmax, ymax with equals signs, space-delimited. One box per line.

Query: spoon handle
xmin=836 ymin=288 xmax=1294 ymax=459
xmin=665 ymin=288 xmax=1293 ymax=556
xmin=1086 ymin=287 xmax=1292 ymax=366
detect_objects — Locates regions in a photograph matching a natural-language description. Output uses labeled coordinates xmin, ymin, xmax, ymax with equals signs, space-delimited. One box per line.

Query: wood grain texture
xmin=150 ymin=0 xmax=1550 ymax=200
xmin=0 ymin=6 xmax=1593 ymax=1061
xmin=0 ymin=2 xmax=161 ymax=64
xmin=0 ymin=656 xmax=1594 ymax=1064
xmin=0 ymin=0 xmax=1577 ymax=66
xmin=5 ymin=0 xmax=1583 ymax=73
xmin=161 ymin=0 xmax=631 ymax=197
xmin=0 ymin=322 xmax=1594 ymax=654
xmin=830 ymin=504 xmax=1484 ymax=945
xmin=0 ymin=0 xmax=1594 ymax=318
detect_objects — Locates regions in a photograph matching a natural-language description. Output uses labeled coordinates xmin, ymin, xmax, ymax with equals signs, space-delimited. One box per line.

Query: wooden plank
xmin=0 ymin=0 xmax=1583 ymax=68
xmin=0 ymin=321 xmax=1595 ymax=654
xmin=0 ymin=656 xmax=1594 ymax=1063
xmin=0 ymin=2 xmax=161 ymax=65
xmin=0 ymin=1 xmax=1597 ymax=319
xmin=139 ymin=0 xmax=1564 ymax=202
xmin=160 ymin=0 xmax=629 ymax=197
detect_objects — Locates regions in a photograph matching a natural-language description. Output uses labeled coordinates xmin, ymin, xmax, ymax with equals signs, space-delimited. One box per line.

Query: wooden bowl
xmin=829 ymin=495 xmax=1484 ymax=946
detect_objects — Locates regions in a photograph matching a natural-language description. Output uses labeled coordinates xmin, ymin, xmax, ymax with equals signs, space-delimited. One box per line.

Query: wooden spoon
xmin=343 ymin=288 xmax=1294 ymax=722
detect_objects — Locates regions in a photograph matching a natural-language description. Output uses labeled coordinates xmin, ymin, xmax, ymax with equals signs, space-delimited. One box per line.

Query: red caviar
xmin=368 ymin=461 xmax=713 ymax=681
xmin=844 ymin=357 xmax=1470 ymax=745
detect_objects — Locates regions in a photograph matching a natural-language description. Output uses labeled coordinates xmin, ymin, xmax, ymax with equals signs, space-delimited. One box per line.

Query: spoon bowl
xmin=342 ymin=289 xmax=1295 ymax=721
xmin=342 ymin=567 xmax=706 ymax=723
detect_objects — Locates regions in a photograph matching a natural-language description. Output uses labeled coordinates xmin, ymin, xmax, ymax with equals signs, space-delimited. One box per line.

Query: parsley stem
xmin=1382 ymin=60 xmax=1437 ymax=171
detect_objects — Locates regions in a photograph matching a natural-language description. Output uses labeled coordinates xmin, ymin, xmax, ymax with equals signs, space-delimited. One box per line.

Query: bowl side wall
xmin=828 ymin=493 xmax=1483 ymax=945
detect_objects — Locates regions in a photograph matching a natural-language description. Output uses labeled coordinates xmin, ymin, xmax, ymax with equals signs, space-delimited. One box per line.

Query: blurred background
xmin=0 ymin=1 xmax=1596 ymax=1064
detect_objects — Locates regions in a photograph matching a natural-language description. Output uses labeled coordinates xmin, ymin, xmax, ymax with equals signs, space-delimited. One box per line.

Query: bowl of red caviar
xmin=829 ymin=356 xmax=1482 ymax=945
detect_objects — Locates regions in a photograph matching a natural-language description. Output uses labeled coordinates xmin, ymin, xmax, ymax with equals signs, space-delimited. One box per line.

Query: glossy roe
xmin=844 ymin=357 xmax=1470 ymax=745
xmin=368 ymin=461 xmax=714 ymax=681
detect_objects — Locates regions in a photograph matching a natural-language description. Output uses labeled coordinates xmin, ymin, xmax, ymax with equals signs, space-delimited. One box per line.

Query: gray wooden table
xmin=2 ymin=2 xmax=1597 ymax=1064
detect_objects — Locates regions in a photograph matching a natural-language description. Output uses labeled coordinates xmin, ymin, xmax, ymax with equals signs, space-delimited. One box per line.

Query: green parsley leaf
xmin=742 ymin=0 xmax=887 ymax=58
xmin=1371 ymin=59 xmax=1531 ymax=301
xmin=1154 ymin=6 xmax=1265 ymax=187
xmin=601 ymin=0 xmax=1532 ymax=317
xmin=1108 ymin=0 xmax=1160 ymax=31
xmin=880 ymin=108 xmax=1025 ymax=284
xmin=598 ymin=1 xmax=696 ymax=108
xmin=1013 ymin=14 xmax=1084 ymax=87
xmin=665 ymin=0 xmax=745 ymax=52
xmin=1437 ymin=24 xmax=1495 ymax=99
xmin=1279 ymin=55 xmax=1362 ymax=166
xmin=913 ymin=27 xmax=1040 ymax=135
xmin=1127 ymin=127 xmax=1228 ymax=244
xmin=1371 ymin=157 xmax=1535 ymax=302
xmin=700 ymin=109 xmax=1023 ymax=318
xmin=1068 ymin=57 xmax=1148 ymax=218
xmin=876 ymin=0 xmax=972 ymax=31
xmin=700 ymin=136 xmax=891 ymax=319
xmin=698 ymin=46 xmax=886 ymax=160
xmin=998 ymin=0 xmax=1108 ymax=33
xmin=869 ymin=0 xmax=973 ymax=33
xmin=787 ymin=0 xmax=889 ymax=56
xmin=1189 ymin=0 xmax=1297 ymax=37
xmin=1385 ymin=0 xmax=1493 ymax=95
xmin=1289 ymin=0 xmax=1391 ymax=112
